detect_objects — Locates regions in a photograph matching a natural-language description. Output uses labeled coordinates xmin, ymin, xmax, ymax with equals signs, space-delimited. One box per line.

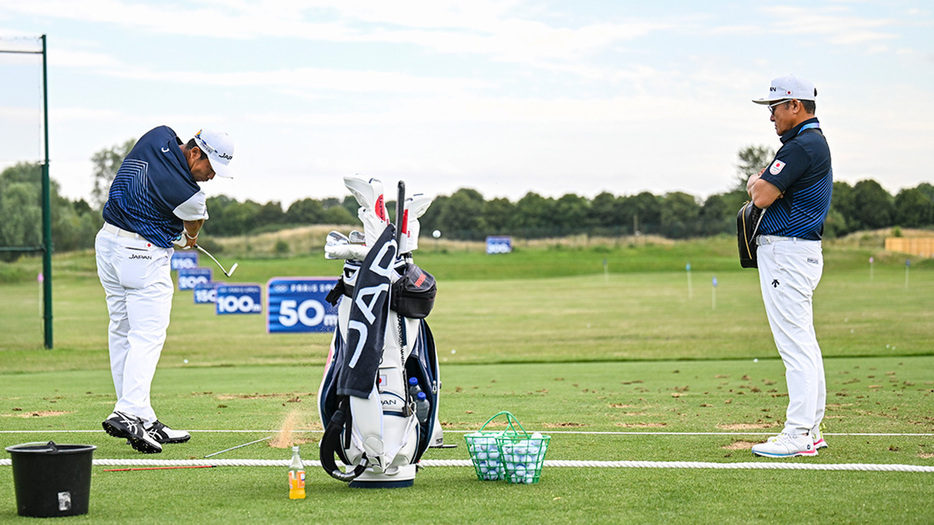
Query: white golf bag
xmin=317 ymin=177 xmax=442 ymax=487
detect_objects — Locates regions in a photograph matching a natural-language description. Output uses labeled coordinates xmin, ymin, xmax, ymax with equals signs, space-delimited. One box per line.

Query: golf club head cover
xmin=344 ymin=175 xmax=388 ymax=222
xmin=401 ymin=193 xmax=432 ymax=253
xmin=358 ymin=206 xmax=390 ymax=248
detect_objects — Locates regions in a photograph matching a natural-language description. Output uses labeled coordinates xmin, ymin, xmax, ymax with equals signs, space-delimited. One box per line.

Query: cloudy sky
xmin=1 ymin=0 xmax=932 ymax=208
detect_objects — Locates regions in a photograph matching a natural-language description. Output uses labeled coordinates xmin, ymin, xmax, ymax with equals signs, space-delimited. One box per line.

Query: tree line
xmin=2 ymin=145 xmax=932 ymax=261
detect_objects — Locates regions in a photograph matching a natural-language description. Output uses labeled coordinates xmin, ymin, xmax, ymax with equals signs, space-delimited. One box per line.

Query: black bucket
xmin=6 ymin=441 xmax=96 ymax=518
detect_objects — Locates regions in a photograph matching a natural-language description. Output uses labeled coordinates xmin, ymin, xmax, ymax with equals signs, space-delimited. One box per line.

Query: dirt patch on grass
xmin=717 ymin=423 xmax=777 ymax=430
xmin=542 ymin=422 xmax=586 ymax=428
xmin=3 ymin=410 xmax=71 ymax=418
xmin=615 ymin=422 xmax=667 ymax=428
xmin=918 ymin=452 xmax=934 ymax=459
xmin=215 ymin=392 xmax=315 ymax=400
xmin=722 ymin=441 xmax=758 ymax=450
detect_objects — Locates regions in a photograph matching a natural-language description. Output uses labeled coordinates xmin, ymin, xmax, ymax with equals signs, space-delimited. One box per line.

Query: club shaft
xmin=204 ymin=436 xmax=272 ymax=458
xmin=196 ymin=244 xmax=232 ymax=276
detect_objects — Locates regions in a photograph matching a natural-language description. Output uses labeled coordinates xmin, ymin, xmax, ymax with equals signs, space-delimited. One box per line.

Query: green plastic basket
xmin=464 ymin=411 xmax=523 ymax=481
xmin=496 ymin=423 xmax=550 ymax=484
xmin=465 ymin=411 xmax=550 ymax=484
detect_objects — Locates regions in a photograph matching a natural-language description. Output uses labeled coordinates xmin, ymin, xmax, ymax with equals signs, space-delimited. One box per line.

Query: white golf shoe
xmin=102 ymin=411 xmax=163 ymax=454
xmin=751 ymin=431 xmax=817 ymax=458
xmin=146 ymin=420 xmax=191 ymax=444
xmin=765 ymin=424 xmax=828 ymax=450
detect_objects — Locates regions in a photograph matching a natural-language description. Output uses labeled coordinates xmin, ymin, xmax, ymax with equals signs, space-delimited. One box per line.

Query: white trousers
xmin=95 ymin=226 xmax=174 ymax=425
xmin=756 ymin=236 xmax=826 ymax=434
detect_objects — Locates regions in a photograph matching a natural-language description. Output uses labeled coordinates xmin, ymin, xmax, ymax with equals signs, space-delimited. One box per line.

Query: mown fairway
xmin=2 ymin=236 xmax=933 ymax=523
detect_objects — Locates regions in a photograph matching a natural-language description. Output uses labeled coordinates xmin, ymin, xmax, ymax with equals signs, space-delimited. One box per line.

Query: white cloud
xmin=2 ymin=0 xmax=669 ymax=69
xmin=762 ymin=6 xmax=899 ymax=46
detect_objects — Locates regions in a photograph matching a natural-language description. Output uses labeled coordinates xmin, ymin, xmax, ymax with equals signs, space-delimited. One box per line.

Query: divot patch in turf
xmin=3 ymin=410 xmax=71 ymax=418
xmin=214 ymin=392 xmax=316 ymax=400
xmin=718 ymin=423 xmax=776 ymax=430
xmin=722 ymin=441 xmax=757 ymax=450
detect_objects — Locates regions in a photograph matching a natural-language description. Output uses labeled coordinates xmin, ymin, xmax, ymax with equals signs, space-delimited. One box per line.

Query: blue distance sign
xmin=216 ymin=284 xmax=263 ymax=315
xmin=193 ymin=282 xmax=218 ymax=304
xmin=171 ymin=251 xmax=199 ymax=271
xmin=486 ymin=236 xmax=512 ymax=254
xmin=267 ymin=277 xmax=339 ymax=333
xmin=178 ymin=267 xmax=212 ymax=291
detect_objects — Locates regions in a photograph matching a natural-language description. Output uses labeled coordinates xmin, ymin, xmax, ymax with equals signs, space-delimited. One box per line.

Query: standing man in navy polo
xmin=95 ymin=127 xmax=234 ymax=453
xmin=746 ymin=75 xmax=833 ymax=458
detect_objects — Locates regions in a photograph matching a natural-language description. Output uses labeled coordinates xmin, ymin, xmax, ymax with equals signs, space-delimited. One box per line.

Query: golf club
xmin=324 ymin=231 xmax=350 ymax=260
xmin=195 ymin=244 xmax=239 ymax=277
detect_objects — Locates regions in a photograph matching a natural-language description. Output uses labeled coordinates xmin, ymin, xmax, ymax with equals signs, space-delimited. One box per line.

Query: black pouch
xmin=736 ymin=201 xmax=764 ymax=269
xmin=391 ymin=263 xmax=437 ymax=318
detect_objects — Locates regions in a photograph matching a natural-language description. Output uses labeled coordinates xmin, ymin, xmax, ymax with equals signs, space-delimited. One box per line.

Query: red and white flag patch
xmin=769 ymin=160 xmax=785 ymax=175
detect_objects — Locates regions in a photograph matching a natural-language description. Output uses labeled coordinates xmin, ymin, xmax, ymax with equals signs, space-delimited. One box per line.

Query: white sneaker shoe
xmin=767 ymin=425 xmax=828 ymax=449
xmin=752 ymin=431 xmax=817 ymax=458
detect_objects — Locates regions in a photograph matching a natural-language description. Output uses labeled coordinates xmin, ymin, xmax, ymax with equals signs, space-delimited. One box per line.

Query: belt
xmin=102 ymin=222 xmax=144 ymax=240
xmin=757 ymin=235 xmax=819 ymax=246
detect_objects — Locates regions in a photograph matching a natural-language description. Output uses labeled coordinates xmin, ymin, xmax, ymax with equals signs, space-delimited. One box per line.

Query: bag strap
xmin=319 ymin=397 xmax=367 ymax=482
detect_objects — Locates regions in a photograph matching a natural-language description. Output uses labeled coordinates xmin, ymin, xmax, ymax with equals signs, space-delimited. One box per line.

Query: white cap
xmin=752 ymin=75 xmax=817 ymax=104
xmin=193 ymin=129 xmax=234 ymax=178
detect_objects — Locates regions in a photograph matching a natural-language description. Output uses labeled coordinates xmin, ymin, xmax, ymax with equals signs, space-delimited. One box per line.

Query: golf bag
xmin=317 ymin=178 xmax=442 ymax=487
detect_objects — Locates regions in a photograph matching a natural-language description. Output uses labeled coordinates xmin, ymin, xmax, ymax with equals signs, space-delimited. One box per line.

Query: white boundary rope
xmin=1 ymin=458 xmax=932 ymax=472
xmin=2 ymin=429 xmax=933 ymax=437
xmin=4 ymin=430 xmax=933 ymax=472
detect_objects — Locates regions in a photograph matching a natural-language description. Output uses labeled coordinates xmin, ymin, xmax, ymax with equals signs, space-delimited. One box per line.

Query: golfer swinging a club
xmin=746 ymin=76 xmax=833 ymax=458
xmin=95 ymin=126 xmax=234 ymax=453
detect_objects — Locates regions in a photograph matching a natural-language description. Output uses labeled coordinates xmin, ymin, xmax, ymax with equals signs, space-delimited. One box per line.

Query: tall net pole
xmin=40 ymin=34 xmax=52 ymax=349
xmin=0 ymin=35 xmax=53 ymax=348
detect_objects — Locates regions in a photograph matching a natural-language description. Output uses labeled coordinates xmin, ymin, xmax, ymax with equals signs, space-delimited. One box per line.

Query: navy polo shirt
xmin=102 ymin=126 xmax=203 ymax=248
xmin=758 ymin=117 xmax=833 ymax=240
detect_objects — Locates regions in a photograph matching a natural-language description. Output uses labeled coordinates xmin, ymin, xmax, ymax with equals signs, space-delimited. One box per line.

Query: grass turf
xmin=2 ymin=237 xmax=933 ymax=523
